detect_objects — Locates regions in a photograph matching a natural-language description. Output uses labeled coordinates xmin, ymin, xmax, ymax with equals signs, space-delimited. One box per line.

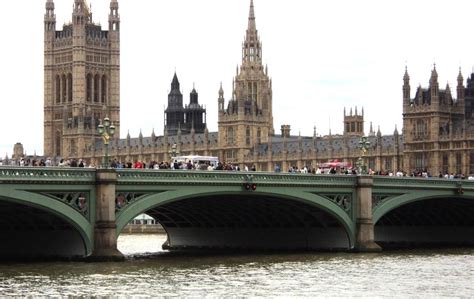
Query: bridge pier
xmin=355 ymin=176 xmax=382 ymax=252
xmin=88 ymin=169 xmax=124 ymax=261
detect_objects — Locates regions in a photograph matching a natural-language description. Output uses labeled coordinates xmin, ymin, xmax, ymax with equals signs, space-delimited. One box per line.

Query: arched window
xmin=55 ymin=75 xmax=61 ymax=104
xmin=55 ymin=130 xmax=61 ymax=157
xmin=101 ymin=75 xmax=107 ymax=103
xmin=61 ymin=74 xmax=67 ymax=103
xmin=67 ymin=73 xmax=73 ymax=102
xmin=246 ymin=127 xmax=251 ymax=145
xmin=94 ymin=74 xmax=100 ymax=102
xmin=227 ymin=127 xmax=234 ymax=145
xmin=86 ymin=74 xmax=92 ymax=102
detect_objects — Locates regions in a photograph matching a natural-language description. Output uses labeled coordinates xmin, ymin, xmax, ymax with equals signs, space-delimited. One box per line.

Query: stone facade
xmin=402 ymin=66 xmax=474 ymax=175
xmin=43 ymin=0 xmax=120 ymax=159
xmin=39 ymin=0 xmax=474 ymax=176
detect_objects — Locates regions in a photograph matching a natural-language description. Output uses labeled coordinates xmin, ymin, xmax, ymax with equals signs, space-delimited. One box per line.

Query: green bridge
xmin=0 ymin=167 xmax=473 ymax=259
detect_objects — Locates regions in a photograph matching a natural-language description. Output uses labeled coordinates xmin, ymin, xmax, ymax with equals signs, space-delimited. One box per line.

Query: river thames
xmin=0 ymin=234 xmax=472 ymax=297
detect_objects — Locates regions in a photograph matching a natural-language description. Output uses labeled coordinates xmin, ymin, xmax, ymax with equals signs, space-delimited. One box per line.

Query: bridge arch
xmin=0 ymin=187 xmax=93 ymax=258
xmin=116 ymin=186 xmax=355 ymax=250
xmin=373 ymin=191 xmax=474 ymax=247
xmin=373 ymin=191 xmax=474 ymax=223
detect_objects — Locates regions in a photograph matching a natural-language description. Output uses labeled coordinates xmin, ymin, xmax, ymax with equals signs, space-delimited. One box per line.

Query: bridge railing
xmin=373 ymin=176 xmax=474 ymax=190
xmin=0 ymin=166 xmax=96 ymax=183
xmin=116 ymin=169 xmax=358 ymax=187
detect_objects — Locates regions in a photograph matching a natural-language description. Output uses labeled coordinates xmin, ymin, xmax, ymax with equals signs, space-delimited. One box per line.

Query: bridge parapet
xmin=116 ymin=170 xmax=358 ymax=187
xmin=0 ymin=166 xmax=96 ymax=184
xmin=373 ymin=176 xmax=474 ymax=190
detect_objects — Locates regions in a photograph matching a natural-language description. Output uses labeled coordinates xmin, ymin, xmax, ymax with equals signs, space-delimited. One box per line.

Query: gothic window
xmin=246 ymin=127 xmax=251 ymax=146
xmin=369 ymin=158 xmax=375 ymax=171
xmin=415 ymin=153 xmax=426 ymax=171
xmin=384 ymin=158 xmax=392 ymax=172
xmin=67 ymin=74 xmax=73 ymax=102
xmin=253 ymin=82 xmax=258 ymax=102
xmin=61 ymin=74 xmax=67 ymax=103
xmin=470 ymin=153 xmax=474 ymax=174
xmin=442 ymin=153 xmax=449 ymax=174
xmin=345 ymin=122 xmax=350 ymax=133
xmin=456 ymin=153 xmax=462 ymax=174
xmin=226 ymin=150 xmax=236 ymax=160
xmin=227 ymin=127 xmax=234 ymax=145
xmin=101 ymin=75 xmax=107 ymax=103
xmin=415 ymin=120 xmax=427 ymax=139
xmin=94 ymin=74 xmax=100 ymax=102
xmin=248 ymin=82 xmax=252 ymax=100
xmin=86 ymin=74 xmax=92 ymax=102
xmin=257 ymin=128 xmax=261 ymax=144
xmin=55 ymin=75 xmax=61 ymax=104
xmin=55 ymin=131 xmax=61 ymax=157
xmin=70 ymin=140 xmax=77 ymax=156
xmin=351 ymin=122 xmax=355 ymax=132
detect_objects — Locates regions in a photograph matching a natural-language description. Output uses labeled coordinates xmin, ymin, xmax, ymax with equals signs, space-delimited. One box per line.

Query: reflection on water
xmin=0 ymin=234 xmax=472 ymax=297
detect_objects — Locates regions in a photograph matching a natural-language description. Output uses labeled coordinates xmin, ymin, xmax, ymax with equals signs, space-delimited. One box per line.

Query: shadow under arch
xmin=373 ymin=192 xmax=474 ymax=247
xmin=0 ymin=190 xmax=93 ymax=258
xmin=116 ymin=187 xmax=355 ymax=250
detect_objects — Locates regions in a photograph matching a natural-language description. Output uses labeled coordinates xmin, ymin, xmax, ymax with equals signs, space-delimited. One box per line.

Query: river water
xmin=0 ymin=234 xmax=472 ymax=297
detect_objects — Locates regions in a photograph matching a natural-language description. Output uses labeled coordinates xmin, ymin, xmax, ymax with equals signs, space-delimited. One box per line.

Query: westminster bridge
xmin=0 ymin=167 xmax=473 ymax=259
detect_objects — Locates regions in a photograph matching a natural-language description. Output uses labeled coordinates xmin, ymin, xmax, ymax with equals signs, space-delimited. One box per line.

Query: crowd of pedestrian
xmin=2 ymin=157 xmax=473 ymax=179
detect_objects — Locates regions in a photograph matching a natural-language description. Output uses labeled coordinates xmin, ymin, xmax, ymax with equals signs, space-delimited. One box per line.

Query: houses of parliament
xmin=22 ymin=0 xmax=474 ymax=175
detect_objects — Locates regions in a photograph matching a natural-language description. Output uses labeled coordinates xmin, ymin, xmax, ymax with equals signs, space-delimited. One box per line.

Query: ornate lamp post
xmin=357 ymin=136 xmax=371 ymax=175
xmin=98 ymin=116 xmax=115 ymax=168
xmin=168 ymin=143 xmax=180 ymax=160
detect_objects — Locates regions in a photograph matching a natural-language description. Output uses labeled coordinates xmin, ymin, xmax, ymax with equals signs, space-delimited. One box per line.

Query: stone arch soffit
xmin=116 ymin=188 xmax=355 ymax=240
xmin=373 ymin=191 xmax=474 ymax=224
xmin=0 ymin=189 xmax=93 ymax=254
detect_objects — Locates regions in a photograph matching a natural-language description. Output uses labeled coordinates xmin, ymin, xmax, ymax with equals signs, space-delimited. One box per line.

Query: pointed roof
xmin=219 ymin=82 xmax=224 ymax=97
xmin=171 ymin=72 xmax=180 ymax=90
xmin=457 ymin=67 xmax=464 ymax=85
xmin=248 ymin=0 xmax=256 ymax=32
xmin=403 ymin=65 xmax=410 ymax=83
xmin=430 ymin=63 xmax=438 ymax=83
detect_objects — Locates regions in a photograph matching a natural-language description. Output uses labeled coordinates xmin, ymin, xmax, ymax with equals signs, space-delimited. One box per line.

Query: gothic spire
xmin=403 ymin=65 xmax=410 ymax=84
xmin=457 ymin=67 xmax=465 ymax=100
xmin=171 ymin=72 xmax=180 ymax=91
xmin=458 ymin=67 xmax=464 ymax=86
xmin=430 ymin=63 xmax=438 ymax=84
xmin=248 ymin=0 xmax=256 ymax=32
xmin=243 ymin=0 xmax=261 ymax=64
xmin=219 ymin=82 xmax=224 ymax=98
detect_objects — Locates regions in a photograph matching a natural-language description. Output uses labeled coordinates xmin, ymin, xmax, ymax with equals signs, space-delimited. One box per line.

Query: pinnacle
xmin=247 ymin=0 xmax=256 ymax=32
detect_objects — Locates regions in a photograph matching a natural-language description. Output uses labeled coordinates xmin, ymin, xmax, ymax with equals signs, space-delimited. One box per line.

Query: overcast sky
xmin=0 ymin=0 xmax=473 ymax=157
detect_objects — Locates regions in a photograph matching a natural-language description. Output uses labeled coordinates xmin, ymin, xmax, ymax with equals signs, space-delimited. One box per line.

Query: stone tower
xmin=43 ymin=0 xmax=120 ymax=159
xmin=165 ymin=73 xmax=185 ymax=135
xmin=343 ymin=107 xmax=364 ymax=137
xmin=218 ymin=0 xmax=273 ymax=164
xmin=184 ymin=85 xmax=207 ymax=134
xmin=402 ymin=65 xmax=465 ymax=174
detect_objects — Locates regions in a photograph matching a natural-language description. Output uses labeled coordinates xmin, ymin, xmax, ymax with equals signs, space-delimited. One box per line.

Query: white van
xmin=172 ymin=155 xmax=219 ymax=170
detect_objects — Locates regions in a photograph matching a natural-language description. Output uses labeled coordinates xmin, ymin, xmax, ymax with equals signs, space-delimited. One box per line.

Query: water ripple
xmin=0 ymin=235 xmax=472 ymax=297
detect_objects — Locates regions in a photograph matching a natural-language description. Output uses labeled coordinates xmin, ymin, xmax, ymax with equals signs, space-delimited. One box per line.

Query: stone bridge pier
xmin=355 ymin=176 xmax=381 ymax=252
xmin=88 ymin=169 xmax=124 ymax=261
